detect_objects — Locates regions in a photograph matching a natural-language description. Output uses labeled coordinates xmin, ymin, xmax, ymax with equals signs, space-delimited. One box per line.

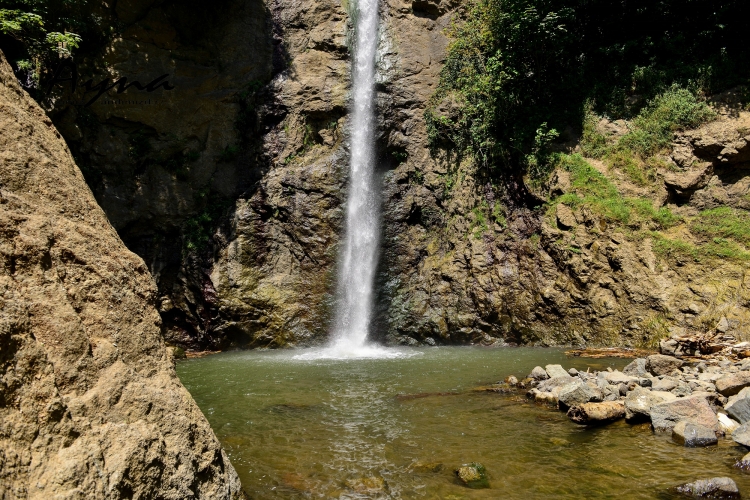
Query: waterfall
xmin=295 ymin=0 xmax=410 ymax=360
xmin=329 ymin=0 xmax=381 ymax=354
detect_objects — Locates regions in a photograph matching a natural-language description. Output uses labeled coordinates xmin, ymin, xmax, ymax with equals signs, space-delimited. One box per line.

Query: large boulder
xmin=674 ymin=477 xmax=740 ymax=499
xmin=650 ymin=394 xmax=719 ymax=432
xmin=715 ymin=371 xmax=750 ymax=396
xmin=726 ymin=393 xmax=750 ymax=424
xmin=646 ymin=355 xmax=684 ymax=376
xmin=622 ymin=358 xmax=649 ymax=378
xmin=545 ymin=364 xmax=571 ymax=379
xmin=624 ymin=387 xmax=677 ymax=422
xmin=672 ymin=421 xmax=718 ymax=447
xmin=732 ymin=422 xmax=750 ymax=447
xmin=558 ymin=382 xmax=603 ymax=409
xmin=0 ymin=53 xmax=242 ymax=498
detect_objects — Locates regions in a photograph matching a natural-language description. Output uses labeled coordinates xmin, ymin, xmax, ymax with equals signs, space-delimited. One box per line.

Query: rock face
xmin=35 ymin=0 xmax=750 ymax=349
xmin=0 ymin=53 xmax=242 ymax=498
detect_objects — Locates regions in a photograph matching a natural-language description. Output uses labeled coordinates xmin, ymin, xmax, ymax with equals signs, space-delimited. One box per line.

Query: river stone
xmin=624 ymin=387 xmax=677 ymax=422
xmin=650 ymin=394 xmax=719 ymax=432
xmin=733 ymin=422 xmax=750 ymax=447
xmin=674 ymin=477 xmax=740 ymax=499
xmin=558 ymin=382 xmax=603 ymax=409
xmin=646 ymin=355 xmax=684 ymax=376
xmin=529 ymin=366 xmax=549 ymax=380
xmin=652 ymin=377 xmax=679 ymax=392
xmin=537 ymin=376 xmax=576 ymax=393
xmin=603 ymin=370 xmax=637 ymax=385
xmin=623 ymin=358 xmax=649 ymax=378
xmin=726 ymin=393 xmax=750 ymax=424
xmin=455 ymin=463 xmax=489 ymax=489
xmin=672 ymin=421 xmax=718 ymax=447
xmin=715 ymin=371 xmax=750 ymax=396
xmin=545 ymin=364 xmax=571 ymax=379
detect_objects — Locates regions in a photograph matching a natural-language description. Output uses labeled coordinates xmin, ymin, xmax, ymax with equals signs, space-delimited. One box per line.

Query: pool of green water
xmin=176 ymin=347 xmax=750 ymax=499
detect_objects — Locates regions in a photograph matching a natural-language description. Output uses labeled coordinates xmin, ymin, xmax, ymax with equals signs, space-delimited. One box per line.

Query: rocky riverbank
xmin=495 ymin=353 xmax=750 ymax=497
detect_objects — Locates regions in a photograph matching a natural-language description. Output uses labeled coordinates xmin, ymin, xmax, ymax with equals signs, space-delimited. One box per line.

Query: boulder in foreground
xmin=0 ymin=52 xmax=242 ymax=498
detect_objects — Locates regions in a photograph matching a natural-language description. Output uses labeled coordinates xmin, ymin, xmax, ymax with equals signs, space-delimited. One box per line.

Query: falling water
xmin=295 ymin=0 xmax=404 ymax=360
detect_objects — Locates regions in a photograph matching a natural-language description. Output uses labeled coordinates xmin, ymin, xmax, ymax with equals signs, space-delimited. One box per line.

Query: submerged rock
xmin=455 ymin=463 xmax=490 ymax=489
xmin=672 ymin=421 xmax=718 ymax=447
xmin=674 ymin=477 xmax=740 ymax=499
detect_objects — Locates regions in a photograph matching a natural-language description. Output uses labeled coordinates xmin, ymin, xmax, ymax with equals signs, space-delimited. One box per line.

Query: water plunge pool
xmin=177 ymin=347 xmax=750 ymax=499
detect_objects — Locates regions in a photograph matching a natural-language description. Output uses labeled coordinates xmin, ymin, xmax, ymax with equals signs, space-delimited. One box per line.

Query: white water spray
xmin=295 ymin=0 xmax=408 ymax=360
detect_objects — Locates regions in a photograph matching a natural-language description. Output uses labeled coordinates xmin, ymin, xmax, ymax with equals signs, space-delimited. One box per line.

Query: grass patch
xmin=692 ymin=207 xmax=750 ymax=245
xmin=550 ymin=154 xmax=680 ymax=229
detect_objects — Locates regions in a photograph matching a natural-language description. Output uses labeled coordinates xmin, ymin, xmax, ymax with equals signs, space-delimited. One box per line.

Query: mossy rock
xmin=455 ymin=462 xmax=489 ymax=489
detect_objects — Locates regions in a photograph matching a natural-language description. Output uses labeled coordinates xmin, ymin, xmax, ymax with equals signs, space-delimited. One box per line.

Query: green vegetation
xmin=183 ymin=190 xmax=233 ymax=252
xmin=0 ymin=0 xmax=113 ymax=93
xmin=581 ymin=87 xmax=716 ymax=186
xmin=426 ymin=0 xmax=749 ymax=184
xmin=551 ymin=154 xmax=680 ymax=230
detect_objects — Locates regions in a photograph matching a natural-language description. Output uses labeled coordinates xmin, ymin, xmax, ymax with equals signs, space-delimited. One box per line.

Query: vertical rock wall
xmin=0 ymin=53 xmax=243 ymax=499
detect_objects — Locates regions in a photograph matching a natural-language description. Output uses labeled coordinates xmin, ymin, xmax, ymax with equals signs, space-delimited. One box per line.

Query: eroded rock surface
xmin=0 ymin=53 xmax=242 ymax=499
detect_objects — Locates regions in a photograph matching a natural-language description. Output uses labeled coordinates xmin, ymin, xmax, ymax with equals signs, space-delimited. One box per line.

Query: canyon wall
xmin=0 ymin=53 xmax=242 ymax=499
xmin=44 ymin=0 xmax=750 ymax=350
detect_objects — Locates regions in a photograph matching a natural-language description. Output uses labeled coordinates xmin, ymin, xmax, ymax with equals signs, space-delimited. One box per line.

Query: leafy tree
xmin=426 ymin=0 xmax=750 ymax=189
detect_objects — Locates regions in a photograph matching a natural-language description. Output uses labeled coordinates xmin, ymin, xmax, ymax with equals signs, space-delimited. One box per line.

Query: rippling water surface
xmin=177 ymin=347 xmax=750 ymax=499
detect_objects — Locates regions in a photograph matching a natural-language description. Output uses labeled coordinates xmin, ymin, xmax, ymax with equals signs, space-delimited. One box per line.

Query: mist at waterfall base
xmin=295 ymin=0 xmax=399 ymax=361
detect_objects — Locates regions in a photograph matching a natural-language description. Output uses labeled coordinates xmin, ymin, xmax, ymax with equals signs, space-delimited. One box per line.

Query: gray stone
xmin=545 ymin=364 xmax=571 ymax=379
xmin=671 ymin=384 xmax=693 ymax=397
xmin=603 ymin=370 xmax=637 ymax=385
xmin=558 ymin=382 xmax=602 ymax=409
xmin=650 ymin=394 xmax=719 ymax=432
xmin=537 ymin=376 xmax=575 ymax=393
xmin=675 ymin=477 xmax=739 ymax=499
xmin=622 ymin=358 xmax=649 ymax=378
xmin=716 ymin=371 xmax=750 ymax=396
xmin=529 ymin=366 xmax=549 ymax=380
xmin=672 ymin=421 xmax=718 ymax=447
xmin=733 ymin=422 xmax=750 ymax=447
xmin=726 ymin=394 xmax=750 ymax=424
xmin=624 ymin=387 xmax=677 ymax=422
xmin=717 ymin=316 xmax=730 ymax=333
xmin=652 ymin=377 xmax=679 ymax=392
xmin=568 ymin=368 xmax=579 ymax=376
xmin=646 ymin=355 xmax=684 ymax=376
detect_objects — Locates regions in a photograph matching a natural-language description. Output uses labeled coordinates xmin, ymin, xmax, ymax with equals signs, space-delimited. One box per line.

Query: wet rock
xmin=736 ymin=452 xmax=750 ymax=470
xmin=625 ymin=387 xmax=677 ymax=422
xmin=672 ymin=421 xmax=718 ymax=447
xmin=623 ymin=358 xmax=649 ymax=378
xmin=545 ymin=364 xmax=571 ymax=379
xmin=674 ymin=477 xmax=740 ymax=499
xmin=650 ymin=394 xmax=719 ymax=432
xmin=455 ymin=463 xmax=490 ymax=489
xmin=505 ymin=375 xmax=519 ymax=385
xmin=529 ymin=366 xmax=549 ymax=380
xmin=558 ymin=382 xmax=603 ymax=409
xmin=732 ymin=422 xmax=750 ymax=447
xmin=716 ymin=372 xmax=750 ymax=396
xmin=567 ymin=401 xmax=625 ymax=425
xmin=646 ymin=355 xmax=684 ymax=376
xmin=346 ymin=476 xmax=385 ymax=494
xmin=410 ymin=461 xmax=444 ymax=473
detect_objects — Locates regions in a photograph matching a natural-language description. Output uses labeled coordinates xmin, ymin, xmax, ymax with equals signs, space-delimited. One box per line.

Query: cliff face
xmin=0 ymin=53 xmax=242 ymax=499
xmin=45 ymin=0 xmax=750 ymax=349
